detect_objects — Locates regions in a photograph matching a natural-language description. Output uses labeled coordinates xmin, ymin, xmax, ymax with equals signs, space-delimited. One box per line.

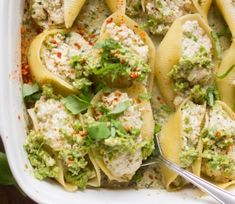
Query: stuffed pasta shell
xmin=106 ymin=0 xmax=126 ymax=13
xmin=201 ymin=101 xmax=235 ymax=185
xmin=30 ymin=0 xmax=86 ymax=29
xmin=159 ymin=99 xmax=206 ymax=190
xmin=28 ymin=29 xmax=93 ymax=95
xmin=216 ymin=0 xmax=235 ymax=37
xmin=126 ymin=0 xmax=212 ymax=35
xmin=24 ymin=87 xmax=101 ymax=190
xmin=155 ymin=14 xmax=216 ymax=108
xmin=86 ymin=83 xmax=154 ymax=182
xmin=84 ymin=11 xmax=155 ymax=93
xmin=216 ymin=40 xmax=235 ymax=111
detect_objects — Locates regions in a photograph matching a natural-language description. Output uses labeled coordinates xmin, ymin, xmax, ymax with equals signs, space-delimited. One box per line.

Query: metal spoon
xmin=142 ymin=136 xmax=235 ymax=204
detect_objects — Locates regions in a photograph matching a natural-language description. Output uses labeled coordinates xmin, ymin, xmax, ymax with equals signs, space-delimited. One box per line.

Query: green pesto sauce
xmin=170 ymin=47 xmax=213 ymax=103
xmin=24 ymin=131 xmax=59 ymax=180
xmin=180 ymin=147 xmax=198 ymax=168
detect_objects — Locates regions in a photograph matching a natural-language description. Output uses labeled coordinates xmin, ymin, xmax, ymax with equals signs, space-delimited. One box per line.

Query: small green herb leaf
xmin=211 ymin=31 xmax=222 ymax=61
xmin=160 ymin=104 xmax=173 ymax=114
xmin=109 ymin=100 xmax=131 ymax=115
xmin=22 ymin=83 xmax=40 ymax=98
xmin=87 ymin=122 xmax=111 ymax=141
xmin=216 ymin=64 xmax=235 ymax=79
xmin=70 ymin=55 xmax=83 ymax=68
xmin=139 ymin=93 xmax=151 ymax=100
xmin=62 ymin=95 xmax=90 ymax=115
xmin=0 ymin=152 xmax=16 ymax=186
xmin=206 ymin=86 xmax=217 ymax=107
xmin=154 ymin=124 xmax=162 ymax=134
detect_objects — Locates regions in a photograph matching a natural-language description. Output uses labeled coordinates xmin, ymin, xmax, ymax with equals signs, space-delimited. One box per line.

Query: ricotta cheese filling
xmin=34 ymin=96 xmax=78 ymax=149
xmin=105 ymin=22 xmax=149 ymax=62
xmin=41 ymin=32 xmax=92 ymax=89
xmin=92 ymin=90 xmax=146 ymax=179
xmin=101 ymin=91 xmax=143 ymax=130
xmin=201 ymin=103 xmax=235 ymax=182
xmin=103 ymin=149 xmax=142 ymax=179
xmin=170 ymin=20 xmax=213 ymax=106
xmin=180 ymin=101 xmax=205 ymax=167
xmin=31 ymin=0 xmax=64 ymax=28
xmin=145 ymin=0 xmax=194 ymax=35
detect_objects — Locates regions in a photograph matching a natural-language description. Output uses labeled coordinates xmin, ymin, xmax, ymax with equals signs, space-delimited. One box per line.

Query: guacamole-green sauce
xmin=24 ymin=131 xmax=59 ymax=180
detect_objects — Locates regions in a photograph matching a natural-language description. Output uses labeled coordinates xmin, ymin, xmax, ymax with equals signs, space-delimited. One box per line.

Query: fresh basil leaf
xmin=111 ymin=120 xmax=127 ymax=135
xmin=216 ymin=64 xmax=235 ymax=79
xmin=211 ymin=31 xmax=222 ymax=61
xmin=109 ymin=100 xmax=131 ymax=115
xmin=79 ymin=89 xmax=94 ymax=103
xmin=0 ymin=152 xmax=16 ymax=185
xmin=87 ymin=122 xmax=111 ymax=141
xmin=22 ymin=83 xmax=40 ymax=98
xmin=62 ymin=95 xmax=90 ymax=115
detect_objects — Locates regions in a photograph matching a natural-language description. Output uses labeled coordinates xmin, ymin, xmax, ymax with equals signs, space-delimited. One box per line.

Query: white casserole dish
xmin=0 ymin=1 xmax=233 ymax=203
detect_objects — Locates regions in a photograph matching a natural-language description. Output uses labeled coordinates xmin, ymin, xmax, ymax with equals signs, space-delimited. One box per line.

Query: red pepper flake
xmin=106 ymin=18 xmax=113 ymax=24
xmin=88 ymin=41 xmax=94 ymax=46
xmin=74 ymin=43 xmax=81 ymax=49
xmin=149 ymin=174 xmax=154 ymax=179
xmin=36 ymin=27 xmax=43 ymax=34
xmin=79 ymin=130 xmax=87 ymax=137
xmin=88 ymin=33 xmax=96 ymax=39
xmin=57 ymin=52 xmax=62 ymax=58
xmin=216 ymin=131 xmax=221 ymax=138
xmin=130 ymin=72 xmax=139 ymax=79
xmin=21 ymin=63 xmax=32 ymax=83
xmin=51 ymin=39 xmax=57 ymax=44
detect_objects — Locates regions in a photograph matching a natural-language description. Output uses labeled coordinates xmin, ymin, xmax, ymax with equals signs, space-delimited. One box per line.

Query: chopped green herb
xmin=154 ymin=124 xmax=162 ymax=134
xmin=139 ymin=93 xmax=151 ymax=100
xmin=42 ymin=84 xmax=59 ymax=99
xmin=87 ymin=122 xmax=111 ymax=141
xmin=211 ymin=31 xmax=222 ymax=61
xmin=160 ymin=104 xmax=173 ymax=114
xmin=206 ymin=86 xmax=219 ymax=107
xmin=109 ymin=100 xmax=131 ymax=115
xmin=22 ymin=83 xmax=41 ymax=98
xmin=70 ymin=55 xmax=83 ymax=69
xmin=62 ymin=95 xmax=90 ymax=115
xmin=216 ymin=64 xmax=235 ymax=79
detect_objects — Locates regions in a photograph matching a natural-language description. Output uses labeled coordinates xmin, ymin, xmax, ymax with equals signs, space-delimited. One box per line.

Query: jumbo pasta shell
xmin=201 ymin=101 xmax=235 ymax=188
xmin=99 ymin=11 xmax=156 ymax=93
xmin=216 ymin=0 xmax=235 ymax=37
xmin=28 ymin=107 xmax=101 ymax=189
xmin=106 ymin=0 xmax=126 ymax=13
xmin=159 ymin=99 xmax=206 ymax=191
xmin=28 ymin=29 xmax=78 ymax=95
xmin=216 ymin=40 xmax=235 ymax=111
xmin=88 ymin=83 xmax=154 ymax=182
xmin=155 ymin=14 xmax=216 ymax=108
xmin=192 ymin=0 xmax=212 ymax=21
xmin=64 ymin=0 xmax=86 ymax=28
xmin=56 ymin=160 xmax=78 ymax=191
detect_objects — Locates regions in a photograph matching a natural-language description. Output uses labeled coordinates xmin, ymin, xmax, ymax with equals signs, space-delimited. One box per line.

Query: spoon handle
xmin=160 ymin=155 xmax=235 ymax=204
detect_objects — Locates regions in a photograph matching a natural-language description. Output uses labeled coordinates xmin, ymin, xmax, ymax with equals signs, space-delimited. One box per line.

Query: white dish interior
xmin=0 ymin=1 xmax=234 ymax=203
